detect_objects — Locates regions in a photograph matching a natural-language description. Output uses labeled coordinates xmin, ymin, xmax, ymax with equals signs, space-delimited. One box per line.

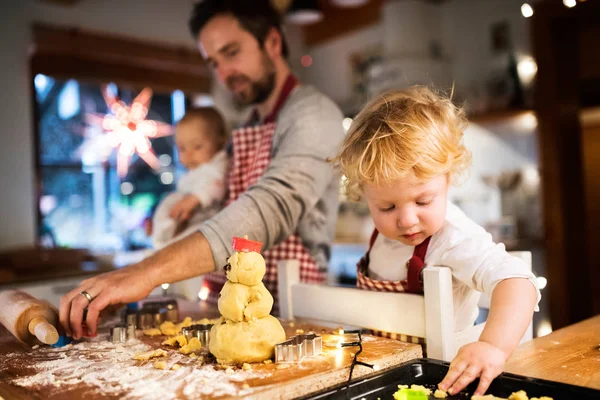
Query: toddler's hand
xmin=438 ymin=341 xmax=508 ymax=396
xmin=169 ymin=195 xmax=201 ymax=222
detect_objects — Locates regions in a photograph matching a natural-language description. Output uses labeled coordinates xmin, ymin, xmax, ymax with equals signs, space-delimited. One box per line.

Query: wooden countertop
xmin=0 ymin=301 xmax=422 ymax=400
xmin=505 ymin=314 xmax=600 ymax=390
xmin=0 ymin=247 xmax=116 ymax=286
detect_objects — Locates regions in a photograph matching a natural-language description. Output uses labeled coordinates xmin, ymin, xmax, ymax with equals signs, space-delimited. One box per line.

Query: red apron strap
xmin=264 ymin=75 xmax=298 ymax=124
xmin=245 ymin=75 xmax=298 ymax=125
xmin=406 ymin=236 xmax=432 ymax=294
xmin=368 ymin=229 xmax=379 ymax=249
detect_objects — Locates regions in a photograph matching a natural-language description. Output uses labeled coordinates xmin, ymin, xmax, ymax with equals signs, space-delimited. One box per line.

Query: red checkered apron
xmin=356 ymin=229 xmax=431 ymax=351
xmin=203 ymin=75 xmax=324 ymax=313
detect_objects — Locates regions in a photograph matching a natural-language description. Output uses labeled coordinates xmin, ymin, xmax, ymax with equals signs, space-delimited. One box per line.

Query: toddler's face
xmin=363 ymin=174 xmax=449 ymax=246
xmin=175 ymin=121 xmax=219 ymax=170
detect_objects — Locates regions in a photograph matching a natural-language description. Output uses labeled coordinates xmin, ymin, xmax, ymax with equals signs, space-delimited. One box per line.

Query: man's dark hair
xmin=189 ymin=0 xmax=289 ymax=59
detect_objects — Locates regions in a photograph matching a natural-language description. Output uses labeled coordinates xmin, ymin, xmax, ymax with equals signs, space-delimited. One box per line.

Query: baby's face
xmin=363 ymin=174 xmax=449 ymax=246
xmin=175 ymin=121 xmax=218 ymax=170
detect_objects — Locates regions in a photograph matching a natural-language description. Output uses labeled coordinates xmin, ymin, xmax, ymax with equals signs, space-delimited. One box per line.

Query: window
xmin=35 ymin=76 xmax=190 ymax=252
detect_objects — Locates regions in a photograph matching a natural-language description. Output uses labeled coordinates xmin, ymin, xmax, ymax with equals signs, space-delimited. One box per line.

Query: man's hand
xmin=169 ymin=195 xmax=201 ymax=222
xmin=59 ymin=265 xmax=156 ymax=340
xmin=59 ymin=232 xmax=217 ymax=341
xmin=438 ymin=341 xmax=508 ymax=396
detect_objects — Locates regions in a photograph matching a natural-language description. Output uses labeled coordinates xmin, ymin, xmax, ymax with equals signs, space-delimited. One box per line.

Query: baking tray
xmin=301 ymin=358 xmax=600 ymax=400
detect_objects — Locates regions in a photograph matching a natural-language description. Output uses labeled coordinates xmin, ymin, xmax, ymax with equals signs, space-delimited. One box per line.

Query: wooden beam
xmin=39 ymin=0 xmax=80 ymax=6
xmin=531 ymin=1 xmax=599 ymax=329
xmin=31 ymin=24 xmax=211 ymax=94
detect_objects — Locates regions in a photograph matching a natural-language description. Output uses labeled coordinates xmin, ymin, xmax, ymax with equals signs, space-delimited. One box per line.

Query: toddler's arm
xmin=439 ymin=277 xmax=537 ymax=396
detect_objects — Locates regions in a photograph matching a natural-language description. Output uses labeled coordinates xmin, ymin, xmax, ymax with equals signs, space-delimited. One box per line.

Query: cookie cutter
xmin=110 ymin=325 xmax=127 ymax=343
xmin=275 ymin=333 xmax=322 ymax=363
xmin=125 ymin=312 xmax=137 ymax=327
xmin=181 ymin=324 xmax=213 ymax=347
xmin=126 ymin=324 xmax=136 ymax=340
xmin=140 ymin=299 xmax=179 ymax=323
xmin=137 ymin=312 xmax=155 ymax=330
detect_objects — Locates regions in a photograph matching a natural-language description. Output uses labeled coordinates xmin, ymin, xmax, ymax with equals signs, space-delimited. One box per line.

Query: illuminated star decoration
xmin=87 ymin=86 xmax=173 ymax=177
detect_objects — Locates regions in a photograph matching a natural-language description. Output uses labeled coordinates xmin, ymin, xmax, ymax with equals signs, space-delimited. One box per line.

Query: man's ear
xmin=264 ymin=27 xmax=282 ymax=59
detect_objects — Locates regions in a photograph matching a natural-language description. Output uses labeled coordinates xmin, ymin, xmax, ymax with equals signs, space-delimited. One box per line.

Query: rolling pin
xmin=0 ymin=290 xmax=59 ymax=346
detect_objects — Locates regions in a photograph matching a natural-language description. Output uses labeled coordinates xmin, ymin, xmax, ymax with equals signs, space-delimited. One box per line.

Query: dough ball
xmin=225 ymin=251 xmax=266 ymax=286
xmin=218 ymin=281 xmax=250 ymax=322
xmin=218 ymin=282 xmax=273 ymax=322
xmin=209 ymin=316 xmax=286 ymax=364
xmin=244 ymin=282 xmax=273 ymax=321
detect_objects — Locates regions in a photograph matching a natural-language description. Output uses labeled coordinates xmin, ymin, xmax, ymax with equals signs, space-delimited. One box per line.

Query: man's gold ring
xmin=80 ymin=291 xmax=93 ymax=305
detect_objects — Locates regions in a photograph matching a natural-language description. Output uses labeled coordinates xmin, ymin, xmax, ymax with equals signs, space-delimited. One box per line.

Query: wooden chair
xmin=277 ymin=251 xmax=533 ymax=361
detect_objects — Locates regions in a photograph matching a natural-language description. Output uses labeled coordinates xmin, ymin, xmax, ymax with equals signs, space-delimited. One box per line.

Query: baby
xmin=332 ymin=86 xmax=540 ymax=396
xmin=152 ymin=107 xmax=229 ymax=249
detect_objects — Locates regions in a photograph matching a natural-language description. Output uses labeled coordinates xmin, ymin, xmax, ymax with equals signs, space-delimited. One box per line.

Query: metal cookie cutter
xmin=275 ymin=333 xmax=322 ymax=363
xmin=181 ymin=324 xmax=213 ymax=347
xmin=110 ymin=325 xmax=127 ymax=343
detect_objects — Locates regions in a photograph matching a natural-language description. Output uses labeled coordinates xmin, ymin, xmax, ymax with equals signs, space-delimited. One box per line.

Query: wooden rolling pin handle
xmin=28 ymin=316 xmax=59 ymax=345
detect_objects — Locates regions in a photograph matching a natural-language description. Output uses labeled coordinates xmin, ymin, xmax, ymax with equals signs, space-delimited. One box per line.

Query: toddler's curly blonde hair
xmin=332 ymin=86 xmax=472 ymax=201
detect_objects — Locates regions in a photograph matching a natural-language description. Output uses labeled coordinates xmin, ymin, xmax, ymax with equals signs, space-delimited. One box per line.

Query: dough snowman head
xmin=224 ymin=251 xmax=266 ymax=286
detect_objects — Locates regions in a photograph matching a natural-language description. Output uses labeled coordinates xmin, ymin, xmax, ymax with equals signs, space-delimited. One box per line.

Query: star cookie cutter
xmin=275 ymin=333 xmax=322 ymax=363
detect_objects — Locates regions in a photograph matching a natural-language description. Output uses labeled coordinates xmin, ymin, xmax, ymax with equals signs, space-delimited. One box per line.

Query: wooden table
xmin=0 ymin=301 xmax=422 ymax=400
xmin=505 ymin=314 xmax=600 ymax=390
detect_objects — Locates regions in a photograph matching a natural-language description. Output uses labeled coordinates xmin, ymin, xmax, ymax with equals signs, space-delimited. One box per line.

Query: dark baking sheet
xmin=301 ymin=358 xmax=600 ymax=400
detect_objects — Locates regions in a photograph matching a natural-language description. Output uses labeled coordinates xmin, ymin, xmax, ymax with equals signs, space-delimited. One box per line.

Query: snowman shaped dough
xmin=209 ymin=237 xmax=286 ymax=364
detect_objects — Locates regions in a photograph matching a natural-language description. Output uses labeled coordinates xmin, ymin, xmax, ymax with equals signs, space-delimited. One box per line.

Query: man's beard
xmin=226 ymin=55 xmax=276 ymax=106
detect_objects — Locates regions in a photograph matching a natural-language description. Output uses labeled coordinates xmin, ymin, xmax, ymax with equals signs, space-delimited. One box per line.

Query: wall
xmin=0 ymin=3 xmax=35 ymax=249
xmin=303 ymin=24 xmax=383 ymax=106
xmin=441 ymin=0 xmax=532 ymax=100
xmin=448 ymin=122 xmax=535 ymax=226
xmin=303 ymin=0 xmax=532 ymax=109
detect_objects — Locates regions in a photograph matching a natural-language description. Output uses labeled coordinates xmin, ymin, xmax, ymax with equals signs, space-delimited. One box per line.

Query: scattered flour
xmin=4 ymin=336 xmax=261 ymax=399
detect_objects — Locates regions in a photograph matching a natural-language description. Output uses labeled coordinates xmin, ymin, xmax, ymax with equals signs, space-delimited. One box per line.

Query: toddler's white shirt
xmin=368 ymin=202 xmax=541 ymax=332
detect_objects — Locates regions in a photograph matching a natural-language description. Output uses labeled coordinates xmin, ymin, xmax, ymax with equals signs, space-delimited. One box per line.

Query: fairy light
xmin=537 ymin=276 xmax=548 ymax=290
xmin=161 ymin=283 xmax=170 ymax=290
xmin=521 ymin=3 xmax=534 ymax=18
xmin=537 ymin=320 xmax=553 ymax=337
xmin=198 ymin=286 xmax=210 ymax=301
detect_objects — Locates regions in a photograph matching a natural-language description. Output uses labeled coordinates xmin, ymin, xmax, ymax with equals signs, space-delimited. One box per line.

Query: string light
xmin=537 ymin=276 xmax=547 ymax=290
xmin=198 ymin=286 xmax=210 ymax=301
xmin=563 ymin=0 xmax=576 ymax=8
xmin=521 ymin=3 xmax=534 ymax=18
xmin=301 ymin=55 xmax=313 ymax=67
xmin=160 ymin=172 xmax=174 ymax=185
xmin=537 ymin=320 xmax=553 ymax=337
xmin=342 ymin=118 xmax=353 ymax=132
xmin=120 ymin=182 xmax=134 ymax=195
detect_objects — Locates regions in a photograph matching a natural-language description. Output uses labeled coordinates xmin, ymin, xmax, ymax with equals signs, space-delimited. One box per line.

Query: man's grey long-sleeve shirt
xmin=199 ymin=84 xmax=345 ymax=271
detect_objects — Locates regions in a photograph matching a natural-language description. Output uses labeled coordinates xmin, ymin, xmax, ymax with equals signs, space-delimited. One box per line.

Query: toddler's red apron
xmin=356 ymin=229 xmax=431 ymax=351
xmin=204 ymin=75 xmax=324 ymax=313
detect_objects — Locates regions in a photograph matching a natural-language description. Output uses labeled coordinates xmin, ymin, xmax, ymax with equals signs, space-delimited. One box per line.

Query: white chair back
xmin=277 ymin=250 xmax=534 ymax=361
